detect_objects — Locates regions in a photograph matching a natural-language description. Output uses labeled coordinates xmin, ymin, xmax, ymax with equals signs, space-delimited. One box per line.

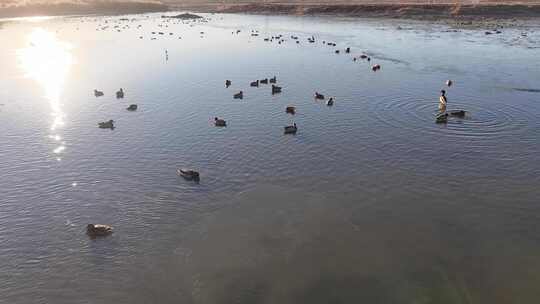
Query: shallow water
xmin=1 ymin=13 xmax=540 ymax=304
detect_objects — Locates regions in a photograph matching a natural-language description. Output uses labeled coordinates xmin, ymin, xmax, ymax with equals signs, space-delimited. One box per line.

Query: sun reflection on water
xmin=17 ymin=28 xmax=73 ymax=158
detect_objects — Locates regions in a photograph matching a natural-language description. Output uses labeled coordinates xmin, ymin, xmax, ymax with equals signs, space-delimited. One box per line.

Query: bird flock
xmin=94 ymin=88 xmax=136 ymax=130
xmin=81 ymin=14 xmax=470 ymax=236
xmin=88 ymin=14 xmax=469 ymax=178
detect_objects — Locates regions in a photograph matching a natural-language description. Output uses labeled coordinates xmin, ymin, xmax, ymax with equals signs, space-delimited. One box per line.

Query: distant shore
xmin=198 ymin=3 xmax=540 ymax=20
xmin=0 ymin=2 xmax=169 ymax=19
xmin=3 ymin=1 xmax=540 ymax=21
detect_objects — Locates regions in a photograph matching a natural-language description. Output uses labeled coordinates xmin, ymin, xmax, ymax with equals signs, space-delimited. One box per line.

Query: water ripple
xmin=368 ymin=92 xmax=535 ymax=140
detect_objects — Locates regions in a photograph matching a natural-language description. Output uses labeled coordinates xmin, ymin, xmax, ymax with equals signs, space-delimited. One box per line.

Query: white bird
xmin=439 ymin=90 xmax=448 ymax=112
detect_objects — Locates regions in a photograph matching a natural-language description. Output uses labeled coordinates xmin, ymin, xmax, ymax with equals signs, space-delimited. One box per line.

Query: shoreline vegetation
xmin=2 ymin=1 xmax=540 ymax=20
xmin=206 ymin=3 xmax=540 ymax=20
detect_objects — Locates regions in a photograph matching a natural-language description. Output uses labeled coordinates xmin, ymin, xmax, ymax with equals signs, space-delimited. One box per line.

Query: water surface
xmin=1 ymin=12 xmax=540 ymax=304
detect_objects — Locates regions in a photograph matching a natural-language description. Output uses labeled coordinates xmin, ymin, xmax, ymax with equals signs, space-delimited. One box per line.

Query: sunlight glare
xmin=17 ymin=28 xmax=73 ymax=156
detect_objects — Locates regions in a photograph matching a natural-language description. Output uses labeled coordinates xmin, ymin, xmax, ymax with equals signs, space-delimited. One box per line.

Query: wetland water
xmin=1 ymin=12 xmax=540 ymax=304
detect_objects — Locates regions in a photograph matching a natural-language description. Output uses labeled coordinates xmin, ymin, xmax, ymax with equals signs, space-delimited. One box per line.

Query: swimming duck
xmin=284 ymin=123 xmax=298 ymax=134
xmin=436 ymin=113 xmax=449 ymax=124
xmin=126 ymin=104 xmax=138 ymax=111
xmin=449 ymin=110 xmax=466 ymax=117
xmin=98 ymin=120 xmax=114 ymax=129
xmin=234 ymin=91 xmax=243 ymax=99
xmin=326 ymin=97 xmax=334 ymax=106
xmin=94 ymin=90 xmax=104 ymax=97
xmin=286 ymin=106 xmax=296 ymax=114
xmin=269 ymin=76 xmax=277 ymax=84
xmin=225 ymin=80 xmax=231 ymax=88
xmin=272 ymin=85 xmax=282 ymax=94
xmin=260 ymin=78 xmax=269 ymax=84
xmin=345 ymin=47 xmax=351 ymax=53
xmin=250 ymin=80 xmax=259 ymax=87
xmin=335 ymin=50 xmax=340 ymax=54
xmin=177 ymin=168 xmax=200 ymax=181
xmin=360 ymin=54 xmax=368 ymax=59
xmin=315 ymin=92 xmax=325 ymax=100
xmin=446 ymin=80 xmax=453 ymax=87
xmin=87 ymin=224 xmax=113 ymax=237
xmin=439 ymin=90 xmax=448 ymax=111
xmin=372 ymin=64 xmax=381 ymax=71
xmin=116 ymin=88 xmax=124 ymax=99
xmin=214 ymin=117 xmax=227 ymax=127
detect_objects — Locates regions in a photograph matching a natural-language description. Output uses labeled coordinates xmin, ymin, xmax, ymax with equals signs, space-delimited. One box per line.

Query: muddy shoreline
xmin=2 ymin=2 xmax=540 ymax=23
xmin=191 ymin=3 xmax=540 ymax=20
